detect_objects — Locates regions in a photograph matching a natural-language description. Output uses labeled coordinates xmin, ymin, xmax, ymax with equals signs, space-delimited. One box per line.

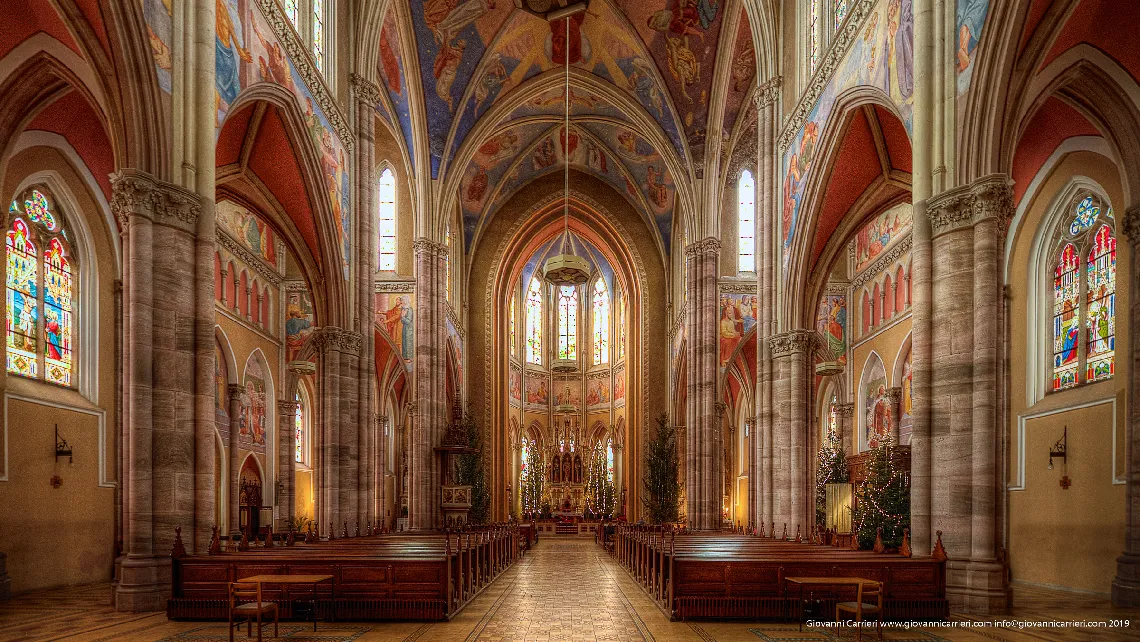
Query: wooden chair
xmin=835 ymin=580 xmax=882 ymax=641
xmin=228 ymin=581 xmax=278 ymax=642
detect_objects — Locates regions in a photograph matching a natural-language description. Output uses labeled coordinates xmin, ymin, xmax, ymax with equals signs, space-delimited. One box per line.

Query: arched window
xmin=509 ymin=290 xmax=518 ymax=356
xmin=558 ymin=285 xmax=578 ymax=361
xmin=525 ymin=277 xmax=543 ymax=364
xmin=738 ymin=170 xmax=756 ymax=273
xmin=833 ymin=0 xmax=849 ymax=29
xmin=283 ymin=0 xmax=300 ymax=28
xmin=592 ymin=277 xmax=609 ymax=365
xmin=521 ymin=438 xmax=530 ymax=482
xmin=808 ymin=0 xmax=821 ymax=73
xmin=294 ymin=389 xmax=309 ymax=466
xmin=606 ymin=438 xmax=614 ymax=482
xmin=377 ymin=168 xmax=397 ymax=271
xmin=7 ymin=187 xmax=75 ymax=386
xmin=312 ymin=0 xmax=326 ymax=72
xmin=1051 ymin=194 xmax=1117 ymax=391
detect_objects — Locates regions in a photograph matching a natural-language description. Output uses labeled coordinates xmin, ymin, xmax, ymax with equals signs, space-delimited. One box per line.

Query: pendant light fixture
xmin=543 ymin=4 xmax=591 ymax=287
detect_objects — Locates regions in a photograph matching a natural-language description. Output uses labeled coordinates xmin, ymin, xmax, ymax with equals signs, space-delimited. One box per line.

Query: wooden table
xmin=240 ymin=574 xmax=334 ymax=631
xmin=785 ymin=576 xmax=879 ymax=630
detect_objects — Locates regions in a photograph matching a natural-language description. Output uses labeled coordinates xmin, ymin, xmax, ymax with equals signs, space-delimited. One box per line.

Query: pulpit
xmin=435 ymin=402 xmax=474 ymax=526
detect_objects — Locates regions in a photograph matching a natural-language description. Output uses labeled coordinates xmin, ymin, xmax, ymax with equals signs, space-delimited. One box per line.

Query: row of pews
xmin=168 ymin=523 xmax=522 ymax=621
xmin=610 ymin=524 xmax=948 ymax=621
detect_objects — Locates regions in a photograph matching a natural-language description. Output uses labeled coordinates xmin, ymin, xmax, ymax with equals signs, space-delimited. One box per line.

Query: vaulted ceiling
xmin=373 ymin=0 xmax=761 ymax=256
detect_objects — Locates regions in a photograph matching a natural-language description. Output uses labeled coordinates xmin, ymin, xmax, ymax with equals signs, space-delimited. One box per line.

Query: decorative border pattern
xmin=446 ymin=303 xmax=465 ymax=341
xmin=849 ymin=235 xmax=912 ymax=290
xmin=824 ymin=282 xmax=848 ymax=295
xmin=374 ymin=280 xmax=415 ymax=293
xmin=217 ymin=231 xmax=283 ymax=286
xmin=255 ymin=0 xmax=354 ymax=151
xmin=777 ymin=0 xmax=876 ymax=155
xmin=719 ymin=281 xmax=758 ymax=294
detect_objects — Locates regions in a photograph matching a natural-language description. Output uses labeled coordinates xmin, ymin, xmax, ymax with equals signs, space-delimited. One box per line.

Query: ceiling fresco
xmin=378 ymin=6 xmax=415 ymax=168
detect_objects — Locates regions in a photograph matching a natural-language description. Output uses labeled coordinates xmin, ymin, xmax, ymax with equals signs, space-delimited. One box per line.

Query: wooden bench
xmin=168 ymin=524 xmax=522 ymax=621
xmin=609 ymin=524 xmax=947 ymax=621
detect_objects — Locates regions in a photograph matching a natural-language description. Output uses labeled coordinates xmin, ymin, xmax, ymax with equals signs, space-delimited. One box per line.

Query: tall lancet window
xmin=509 ymin=291 xmax=518 ymax=356
xmin=283 ymin=0 xmax=299 ymax=28
xmin=808 ymin=0 xmax=821 ymax=73
xmin=738 ymin=170 xmax=756 ymax=273
xmin=592 ymin=277 xmax=609 ymax=365
xmin=558 ymin=285 xmax=578 ymax=361
xmin=525 ymin=277 xmax=543 ymax=364
xmin=377 ymin=168 xmax=397 ymax=271
xmin=833 ymin=0 xmax=849 ymax=29
xmin=1050 ymin=194 xmax=1116 ymax=391
xmin=7 ymin=188 xmax=75 ymax=386
xmin=294 ymin=390 xmax=307 ymax=465
xmin=312 ymin=0 xmax=326 ymax=72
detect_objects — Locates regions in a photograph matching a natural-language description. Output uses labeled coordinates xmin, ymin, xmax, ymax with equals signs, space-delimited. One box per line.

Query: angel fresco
xmin=434 ymin=39 xmax=466 ymax=110
xmin=645 ymin=165 xmax=670 ymax=210
xmin=215 ymin=0 xmax=251 ymax=118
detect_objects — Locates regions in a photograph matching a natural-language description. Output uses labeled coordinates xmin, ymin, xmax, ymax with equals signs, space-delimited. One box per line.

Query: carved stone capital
xmin=350 ymin=73 xmax=384 ymax=106
xmin=413 ymin=237 xmax=449 ymax=259
xmin=768 ymin=329 xmax=816 ymax=358
xmin=312 ymin=326 xmax=363 ymax=355
xmin=684 ymin=237 xmax=722 ymax=258
xmin=714 ymin=401 xmax=728 ymax=420
xmin=752 ymin=76 xmax=782 ymax=109
xmin=217 ymin=231 xmax=283 ymax=286
xmin=833 ymin=402 xmax=855 ymax=418
xmin=277 ymin=400 xmax=300 ymax=415
xmin=1122 ymin=205 xmax=1140 ymax=247
xmin=927 ymin=174 xmax=1014 ymax=238
xmin=110 ymin=169 xmax=202 ymax=234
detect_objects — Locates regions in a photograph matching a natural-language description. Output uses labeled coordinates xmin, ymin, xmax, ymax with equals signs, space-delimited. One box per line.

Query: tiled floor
xmin=2 ymin=539 xmax=1139 ymax=641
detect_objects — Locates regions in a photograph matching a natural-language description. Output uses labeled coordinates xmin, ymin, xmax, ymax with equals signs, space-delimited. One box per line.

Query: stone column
xmin=924 ymin=174 xmax=1011 ymax=613
xmin=412 ymin=239 xmax=449 ymax=529
xmin=613 ymin=440 xmax=625 ymax=517
xmin=684 ymin=238 xmax=721 ymax=530
xmin=1113 ymin=206 xmax=1140 ymax=605
xmin=885 ymin=388 xmax=903 ymax=443
xmin=377 ymin=414 xmax=389 ymax=526
xmin=312 ymin=327 xmax=364 ymax=535
xmin=752 ymin=77 xmax=782 ymax=535
xmin=769 ymin=330 xmax=814 ymax=539
xmin=834 ymin=403 xmax=855 ymax=456
xmin=112 ymin=170 xmax=213 ymax=611
xmin=277 ymin=399 xmax=299 ymax=527
xmin=227 ymin=383 xmax=245 ymax=534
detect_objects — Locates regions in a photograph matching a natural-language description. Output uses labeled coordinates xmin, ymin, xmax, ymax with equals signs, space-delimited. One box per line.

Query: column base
xmin=946 ymin=559 xmax=1010 ymax=615
xmin=1112 ymin=552 xmax=1140 ymax=606
xmin=0 ymin=551 xmax=10 ymax=599
xmin=114 ymin=555 xmax=171 ymax=612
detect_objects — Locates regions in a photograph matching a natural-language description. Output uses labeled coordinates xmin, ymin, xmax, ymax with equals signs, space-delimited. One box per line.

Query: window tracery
xmin=592 ymin=277 xmax=609 ymax=365
xmin=525 ymin=277 xmax=542 ymax=364
xmin=558 ymin=285 xmax=578 ymax=361
xmin=738 ymin=170 xmax=756 ymax=273
xmin=377 ymin=168 xmax=396 ymax=271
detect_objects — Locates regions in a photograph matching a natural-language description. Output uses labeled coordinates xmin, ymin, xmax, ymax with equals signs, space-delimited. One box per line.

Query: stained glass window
xmin=738 ymin=170 xmax=756 ymax=273
xmin=606 ymin=438 xmax=614 ymax=482
xmin=1050 ymin=193 xmax=1117 ymax=391
xmin=377 ymin=168 xmax=396 ymax=271
xmin=283 ymin=0 xmax=299 ymax=28
xmin=509 ymin=291 xmax=518 ymax=355
xmin=809 ymin=0 xmax=821 ymax=73
xmin=833 ymin=0 xmax=849 ymax=30
xmin=312 ymin=0 xmax=326 ymax=73
xmin=521 ymin=438 xmax=529 ymax=480
xmin=294 ymin=392 xmax=305 ymax=464
xmin=525 ymin=277 xmax=542 ymax=364
xmin=1086 ymin=225 xmax=1116 ymax=382
xmin=616 ymin=289 xmax=626 ymax=360
xmin=592 ymin=277 xmax=609 ymax=365
xmin=6 ymin=187 xmax=75 ymax=386
xmin=558 ymin=285 xmax=578 ymax=361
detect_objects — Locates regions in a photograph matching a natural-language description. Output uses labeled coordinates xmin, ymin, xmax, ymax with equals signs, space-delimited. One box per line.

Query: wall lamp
xmin=1048 ymin=426 xmax=1070 ymax=489
xmin=55 ymin=424 xmax=72 ymax=464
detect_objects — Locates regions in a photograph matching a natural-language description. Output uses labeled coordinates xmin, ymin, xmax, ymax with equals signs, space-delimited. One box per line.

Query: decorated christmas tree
xmin=643 ymin=414 xmax=680 ymax=523
xmin=520 ymin=439 xmax=546 ymax=519
xmin=852 ymin=435 xmax=910 ymax=549
xmin=816 ymin=428 xmax=849 ymax=528
xmin=585 ymin=441 xmax=616 ymax=519
xmin=456 ymin=410 xmax=491 ymax=524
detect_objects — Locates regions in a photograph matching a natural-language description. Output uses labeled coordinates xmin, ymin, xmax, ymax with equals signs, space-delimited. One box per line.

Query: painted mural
xmin=854 ymin=203 xmax=911 ymax=273
xmin=218 ymin=200 xmax=277 ymax=266
xmin=723 ymin=11 xmax=755 ymax=138
xmin=815 ymin=293 xmax=847 ymax=364
xmin=379 ymin=6 xmax=416 ymax=169
xmin=142 ymin=0 xmax=173 ymax=93
xmin=524 ymin=371 xmax=549 ymax=410
xmin=956 ymin=0 xmax=990 ymax=96
xmin=781 ymin=0 xmax=914 ymax=271
xmin=215 ymin=0 xmax=352 ymax=279
xmin=509 ymin=368 xmax=522 ymax=406
xmin=420 ymin=0 xmax=688 ymax=177
xmin=284 ymin=288 xmax=314 ymax=361
xmin=613 ymin=365 xmax=626 ymax=406
xmin=553 ymin=378 xmax=582 ymax=408
xmin=899 ymin=347 xmax=912 ymax=445
xmin=862 ymin=354 xmax=888 ymax=451
xmin=719 ymin=293 xmax=758 ymax=367
xmin=506 ymin=86 xmax=631 ymax=125
xmin=377 ymin=292 xmax=415 ymax=368
xmin=586 ymin=375 xmax=611 ymax=410
xmin=243 ymin=354 xmax=269 ymax=449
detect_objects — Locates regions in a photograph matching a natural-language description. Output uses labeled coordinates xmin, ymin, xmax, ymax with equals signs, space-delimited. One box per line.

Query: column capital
xmin=833 ymin=402 xmax=855 ymax=417
xmin=350 ymin=73 xmax=384 ymax=106
xmin=752 ymin=76 xmax=782 ymax=108
xmin=768 ymin=329 xmax=816 ymax=358
xmin=927 ymin=174 xmax=1013 ymax=238
xmin=110 ymin=169 xmax=202 ymax=234
xmin=413 ymin=237 xmax=449 ymax=258
xmin=277 ymin=399 xmax=300 ymax=415
xmin=311 ymin=326 xmax=364 ymax=355
xmin=1121 ymin=205 xmax=1140 ymax=247
xmin=684 ymin=237 xmax=721 ymax=258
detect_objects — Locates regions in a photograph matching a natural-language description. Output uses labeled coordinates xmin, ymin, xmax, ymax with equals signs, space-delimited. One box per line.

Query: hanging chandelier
xmin=542 ymin=4 xmax=591 ymax=287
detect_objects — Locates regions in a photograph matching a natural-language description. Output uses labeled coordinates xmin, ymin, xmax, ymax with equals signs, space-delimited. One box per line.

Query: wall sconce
xmin=55 ymin=425 xmax=72 ymax=463
xmin=1049 ymin=426 xmax=1070 ymax=489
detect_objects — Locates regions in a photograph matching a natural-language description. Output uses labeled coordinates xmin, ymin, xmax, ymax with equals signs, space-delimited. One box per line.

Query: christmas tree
xmin=852 ymin=435 xmax=910 ymax=549
xmin=456 ymin=410 xmax=491 ymax=524
xmin=643 ymin=414 xmax=680 ymax=523
xmin=816 ymin=427 xmax=849 ymax=528
xmin=521 ymin=439 xmax=546 ymax=518
xmin=585 ymin=440 xmax=616 ymax=519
